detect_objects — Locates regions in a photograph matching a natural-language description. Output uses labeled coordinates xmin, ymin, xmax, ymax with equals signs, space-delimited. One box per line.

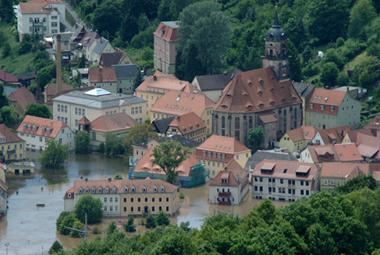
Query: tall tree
xmin=320 ymin=62 xmax=339 ymax=87
xmin=93 ymin=1 xmax=122 ymax=40
xmin=74 ymin=131 xmax=90 ymax=154
xmin=0 ymin=84 xmax=9 ymax=108
xmin=40 ymin=140 xmax=69 ymax=169
xmin=0 ymin=106 xmax=17 ymax=128
xmin=75 ymin=195 xmax=103 ymax=224
xmin=348 ymin=0 xmax=377 ymax=39
xmin=247 ymin=127 xmax=264 ymax=152
xmin=25 ymin=104 xmax=52 ymax=119
xmin=0 ymin=0 xmax=14 ymax=23
xmin=177 ymin=1 xmax=231 ymax=80
xmin=153 ymin=141 xmax=191 ymax=183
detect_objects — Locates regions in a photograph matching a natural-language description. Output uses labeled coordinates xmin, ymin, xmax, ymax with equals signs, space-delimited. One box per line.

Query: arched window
xmin=221 ymin=116 xmax=225 ymax=129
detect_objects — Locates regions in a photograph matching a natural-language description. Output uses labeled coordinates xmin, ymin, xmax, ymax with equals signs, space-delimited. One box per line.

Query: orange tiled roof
xmin=365 ymin=115 xmax=380 ymax=134
xmin=317 ymin=126 xmax=352 ymax=144
xmin=0 ymin=124 xmax=24 ymax=143
xmin=197 ymin=135 xmax=250 ymax=154
xmin=90 ymin=113 xmax=135 ymax=132
xmin=89 ymin=67 xmax=117 ymax=83
xmin=0 ymin=70 xmax=19 ymax=84
xmin=287 ymin=125 xmax=318 ymax=142
xmin=17 ymin=115 xmax=67 ymax=139
xmin=134 ymin=146 xmax=197 ymax=177
xmin=44 ymin=83 xmax=73 ymax=96
xmin=19 ymin=0 xmax=63 ymax=14
xmin=209 ymin=159 xmax=248 ymax=187
xmin=151 ymin=90 xmax=214 ymax=117
xmin=306 ymin=143 xmax=363 ymax=163
xmin=8 ymin=87 xmax=36 ymax=112
xmin=169 ymin=112 xmax=205 ymax=134
xmin=320 ymin=162 xmax=369 ymax=179
xmin=136 ymin=71 xmax=193 ymax=93
xmin=153 ymin=21 xmax=179 ymax=42
xmin=309 ymin=88 xmax=347 ymax=106
xmin=215 ymin=67 xmax=301 ymax=113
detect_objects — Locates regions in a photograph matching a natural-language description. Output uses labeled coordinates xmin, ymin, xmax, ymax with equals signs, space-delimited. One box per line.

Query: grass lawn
xmin=0 ymin=22 xmax=35 ymax=75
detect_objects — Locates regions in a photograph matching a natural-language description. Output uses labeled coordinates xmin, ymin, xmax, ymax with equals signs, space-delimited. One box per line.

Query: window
xmin=254 ymin=186 xmax=257 ymax=191
xmin=259 ymin=186 xmax=263 ymax=192
xmin=306 ymin=190 xmax=309 ymax=195
xmin=152 ymin=206 xmax=155 ymax=212
xmin=300 ymin=180 xmax=304 ymax=186
xmin=131 ymin=198 xmax=134 ymax=202
xmin=138 ymin=198 xmax=140 ymax=202
xmin=166 ymin=206 xmax=169 ymax=212
xmin=159 ymin=206 xmax=162 ymax=211
xmin=152 ymin=197 xmax=155 ymax=202
xmin=159 ymin=197 xmax=162 ymax=202
xmin=124 ymin=207 xmax=126 ymax=212
xmin=166 ymin=197 xmax=169 ymax=202
xmin=305 ymin=181 xmax=309 ymax=186
xmin=131 ymin=207 xmax=134 ymax=212
xmin=300 ymin=190 xmax=304 ymax=195
xmin=124 ymin=198 xmax=126 ymax=202
xmin=104 ymin=197 xmax=107 ymax=202
xmin=280 ymin=179 xmax=283 ymax=184
xmin=145 ymin=197 xmax=148 ymax=202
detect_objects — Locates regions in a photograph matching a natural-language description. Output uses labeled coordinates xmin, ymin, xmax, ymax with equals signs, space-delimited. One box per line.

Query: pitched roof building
xmin=8 ymin=87 xmax=36 ymax=114
xmin=212 ymin=67 xmax=302 ymax=146
xmin=0 ymin=124 xmax=25 ymax=161
xmin=192 ymin=73 xmax=233 ymax=102
xmin=305 ymin=88 xmax=361 ymax=129
xmin=0 ymin=70 xmax=20 ymax=85
xmin=99 ymin=51 xmax=127 ymax=67
xmin=279 ymin=125 xmax=318 ymax=153
xmin=90 ymin=113 xmax=135 ymax=133
xmin=365 ymin=115 xmax=380 ymax=138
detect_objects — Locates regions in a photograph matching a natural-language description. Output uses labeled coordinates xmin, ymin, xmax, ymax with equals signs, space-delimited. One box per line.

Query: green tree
xmin=92 ymin=1 xmax=122 ymax=40
xmin=152 ymin=141 xmax=191 ymax=184
xmin=247 ymin=126 xmax=264 ymax=152
xmin=146 ymin=214 xmax=156 ymax=229
xmin=0 ymin=106 xmax=18 ymax=128
xmin=156 ymin=212 xmax=170 ymax=226
xmin=287 ymin=41 xmax=302 ymax=82
xmin=104 ymin=133 xmax=125 ymax=157
xmin=49 ymin=240 xmax=63 ymax=254
xmin=124 ymin=216 xmax=136 ymax=232
xmin=0 ymin=84 xmax=9 ymax=108
xmin=338 ymin=175 xmax=377 ymax=193
xmin=2 ymin=42 xmax=11 ymax=58
xmin=71 ymin=220 xmax=84 ymax=238
xmin=352 ymin=55 xmax=380 ymax=90
xmin=40 ymin=140 xmax=69 ymax=169
xmin=348 ymin=0 xmax=377 ymax=39
xmin=25 ymin=104 xmax=52 ymax=118
xmin=74 ymin=195 xmax=103 ymax=224
xmin=74 ymin=131 xmax=90 ymax=154
xmin=0 ymin=0 xmax=14 ymax=23
xmin=177 ymin=1 xmax=231 ymax=79
xmin=57 ymin=212 xmax=76 ymax=235
xmin=304 ymin=0 xmax=350 ymax=45
xmin=37 ymin=64 xmax=56 ymax=89
xmin=107 ymin=221 xmax=117 ymax=235
xmin=320 ymin=62 xmax=339 ymax=87
xmin=305 ymin=224 xmax=338 ymax=255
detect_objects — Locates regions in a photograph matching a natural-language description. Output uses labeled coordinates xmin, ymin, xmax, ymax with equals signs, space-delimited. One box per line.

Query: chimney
xmin=56 ymin=34 xmax=62 ymax=95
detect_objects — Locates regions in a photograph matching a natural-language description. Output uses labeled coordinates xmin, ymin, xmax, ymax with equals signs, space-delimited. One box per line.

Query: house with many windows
xmin=64 ymin=178 xmax=180 ymax=217
xmin=53 ymin=88 xmax=148 ymax=131
xmin=17 ymin=115 xmax=74 ymax=151
xmin=208 ymin=160 xmax=249 ymax=205
xmin=0 ymin=124 xmax=25 ymax=162
xmin=196 ymin=135 xmax=251 ymax=178
xmin=251 ymin=160 xmax=317 ymax=201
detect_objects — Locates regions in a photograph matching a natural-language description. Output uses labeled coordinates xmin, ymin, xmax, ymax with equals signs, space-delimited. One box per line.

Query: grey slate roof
xmin=245 ymin=150 xmax=296 ymax=169
xmin=112 ymin=64 xmax=139 ymax=80
xmin=53 ymin=90 xmax=145 ymax=109
xmin=194 ymin=74 xmax=232 ymax=91
xmin=100 ymin=52 xmax=124 ymax=67
xmin=162 ymin=21 xmax=180 ymax=29
xmin=93 ymin=38 xmax=109 ymax=55
xmin=152 ymin=117 xmax=175 ymax=134
xmin=292 ymin=82 xmax=315 ymax=98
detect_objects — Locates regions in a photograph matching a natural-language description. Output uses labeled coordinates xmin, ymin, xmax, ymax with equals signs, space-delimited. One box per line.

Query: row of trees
xmin=55 ymin=175 xmax=380 ymax=255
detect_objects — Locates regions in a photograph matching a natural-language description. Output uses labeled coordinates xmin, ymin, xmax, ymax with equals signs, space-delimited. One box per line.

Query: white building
xmin=17 ymin=115 xmax=74 ymax=151
xmin=251 ymin=160 xmax=317 ymax=202
xmin=53 ymin=88 xmax=148 ymax=131
xmin=208 ymin=160 xmax=249 ymax=205
xmin=17 ymin=0 xmax=68 ymax=40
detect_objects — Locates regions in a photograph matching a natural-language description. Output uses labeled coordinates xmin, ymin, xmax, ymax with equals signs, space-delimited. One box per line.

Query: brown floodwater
xmin=0 ymin=154 xmax=287 ymax=254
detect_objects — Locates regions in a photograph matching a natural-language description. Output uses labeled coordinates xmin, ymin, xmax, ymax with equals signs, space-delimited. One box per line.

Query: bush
xmin=2 ymin=42 xmax=11 ymax=58
xmin=156 ymin=212 xmax=170 ymax=226
xmin=57 ymin=212 xmax=76 ymax=235
xmin=320 ymin=62 xmax=339 ymax=87
xmin=40 ymin=140 xmax=69 ymax=169
xmin=107 ymin=222 xmax=117 ymax=235
xmin=74 ymin=195 xmax=103 ymax=224
xmin=92 ymin=226 xmax=101 ymax=235
xmin=49 ymin=240 xmax=63 ymax=254
xmin=70 ymin=220 xmax=84 ymax=238
xmin=75 ymin=131 xmax=90 ymax=154
xmin=145 ymin=214 xmax=156 ymax=229
xmin=124 ymin=216 xmax=136 ymax=232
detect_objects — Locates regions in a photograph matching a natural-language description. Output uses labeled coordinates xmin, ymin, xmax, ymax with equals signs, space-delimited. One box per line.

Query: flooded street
xmin=0 ymin=154 xmax=280 ymax=255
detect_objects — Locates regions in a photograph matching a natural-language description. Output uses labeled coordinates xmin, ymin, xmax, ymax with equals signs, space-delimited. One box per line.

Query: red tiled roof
xmin=17 ymin=115 xmax=67 ymax=139
xmin=136 ymin=71 xmax=193 ymax=94
xmin=169 ymin=112 xmax=205 ymax=134
xmin=0 ymin=70 xmax=19 ymax=84
xmin=44 ymin=83 xmax=73 ymax=96
xmin=8 ymin=87 xmax=36 ymax=112
xmin=365 ymin=115 xmax=380 ymax=135
xmin=151 ymin=90 xmax=214 ymax=117
xmin=89 ymin=67 xmax=117 ymax=83
xmin=209 ymin=159 xmax=248 ymax=187
xmin=317 ymin=126 xmax=352 ymax=144
xmin=320 ymin=162 xmax=369 ymax=179
xmin=252 ymin=159 xmax=317 ymax=180
xmin=153 ymin=22 xmax=179 ymax=42
xmin=215 ymin=67 xmax=301 ymax=113
xmin=134 ymin=146 xmax=197 ymax=177
xmin=286 ymin=125 xmax=318 ymax=142
xmin=309 ymin=88 xmax=346 ymax=106
xmin=90 ymin=113 xmax=135 ymax=132
xmin=334 ymin=143 xmax=362 ymax=161
xmin=197 ymin=135 xmax=250 ymax=154
xmin=0 ymin=124 xmax=24 ymax=143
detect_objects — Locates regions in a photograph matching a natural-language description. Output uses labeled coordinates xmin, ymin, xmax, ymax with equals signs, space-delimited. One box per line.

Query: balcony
xmin=218 ymin=192 xmax=231 ymax=197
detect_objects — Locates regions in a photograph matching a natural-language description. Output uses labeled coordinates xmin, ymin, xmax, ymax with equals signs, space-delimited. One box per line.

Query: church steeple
xmin=262 ymin=8 xmax=289 ymax=80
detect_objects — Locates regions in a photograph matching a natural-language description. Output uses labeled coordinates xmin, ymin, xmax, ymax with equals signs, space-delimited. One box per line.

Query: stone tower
xmin=262 ymin=11 xmax=289 ymax=80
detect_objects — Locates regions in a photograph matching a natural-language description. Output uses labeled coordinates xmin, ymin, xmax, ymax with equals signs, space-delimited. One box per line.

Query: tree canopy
xmin=74 ymin=131 xmax=91 ymax=154
xmin=25 ymin=104 xmax=52 ymax=119
xmin=153 ymin=141 xmax=191 ymax=183
xmin=40 ymin=140 xmax=69 ymax=169
xmin=247 ymin=127 xmax=264 ymax=152
xmin=74 ymin=195 xmax=103 ymax=224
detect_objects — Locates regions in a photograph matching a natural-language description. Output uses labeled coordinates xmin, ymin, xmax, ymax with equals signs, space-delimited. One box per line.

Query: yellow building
xmin=0 ymin=124 xmax=25 ymax=161
xmin=279 ymin=126 xmax=318 ymax=153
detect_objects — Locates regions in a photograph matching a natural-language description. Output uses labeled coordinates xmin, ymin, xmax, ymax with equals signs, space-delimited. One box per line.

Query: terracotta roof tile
xmin=308 ymin=88 xmax=346 ymax=106
xmin=90 ymin=113 xmax=135 ymax=132
xmin=197 ymin=135 xmax=250 ymax=154
xmin=317 ymin=126 xmax=352 ymax=144
xmin=169 ymin=112 xmax=205 ymax=134
xmin=0 ymin=70 xmax=19 ymax=84
xmin=44 ymin=83 xmax=73 ymax=96
xmin=0 ymin=124 xmax=24 ymax=143
xmin=8 ymin=87 xmax=36 ymax=112
xmin=89 ymin=67 xmax=117 ymax=83
xmin=215 ymin=67 xmax=301 ymax=113
xmin=136 ymin=71 xmax=193 ymax=93
xmin=287 ymin=125 xmax=318 ymax=142
xmin=151 ymin=90 xmax=214 ymax=117
xmin=17 ymin=115 xmax=67 ymax=139
xmin=306 ymin=143 xmax=363 ymax=163
xmin=153 ymin=21 xmax=179 ymax=42
xmin=209 ymin=159 xmax=248 ymax=187
xmin=320 ymin=162 xmax=369 ymax=179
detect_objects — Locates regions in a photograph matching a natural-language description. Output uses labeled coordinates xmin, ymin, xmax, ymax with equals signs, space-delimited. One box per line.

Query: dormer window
xmin=111 ymin=186 xmax=117 ymax=193
xmin=79 ymin=188 xmax=83 ymax=193
xmin=91 ymin=187 xmax=96 ymax=193
xmin=153 ymin=186 xmax=158 ymax=192
xmin=131 ymin=186 xmax=136 ymax=192
xmin=142 ymin=186 xmax=147 ymax=192
xmin=97 ymin=187 xmax=103 ymax=193
xmin=160 ymin=186 xmax=165 ymax=192
xmin=124 ymin=186 xmax=129 ymax=192
xmin=104 ymin=187 xmax=109 ymax=193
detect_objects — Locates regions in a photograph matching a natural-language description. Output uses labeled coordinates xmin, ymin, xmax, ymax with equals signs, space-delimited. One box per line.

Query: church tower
xmin=262 ymin=11 xmax=289 ymax=80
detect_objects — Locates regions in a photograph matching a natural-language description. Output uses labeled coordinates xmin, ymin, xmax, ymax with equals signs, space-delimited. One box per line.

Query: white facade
xmin=18 ymin=126 xmax=74 ymax=151
xmin=17 ymin=2 xmax=67 ymax=39
xmin=299 ymin=147 xmax=314 ymax=163
xmin=208 ymin=185 xmax=248 ymax=205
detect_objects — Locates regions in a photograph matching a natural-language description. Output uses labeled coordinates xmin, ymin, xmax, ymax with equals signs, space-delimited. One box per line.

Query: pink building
xmin=153 ymin=21 xmax=179 ymax=74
